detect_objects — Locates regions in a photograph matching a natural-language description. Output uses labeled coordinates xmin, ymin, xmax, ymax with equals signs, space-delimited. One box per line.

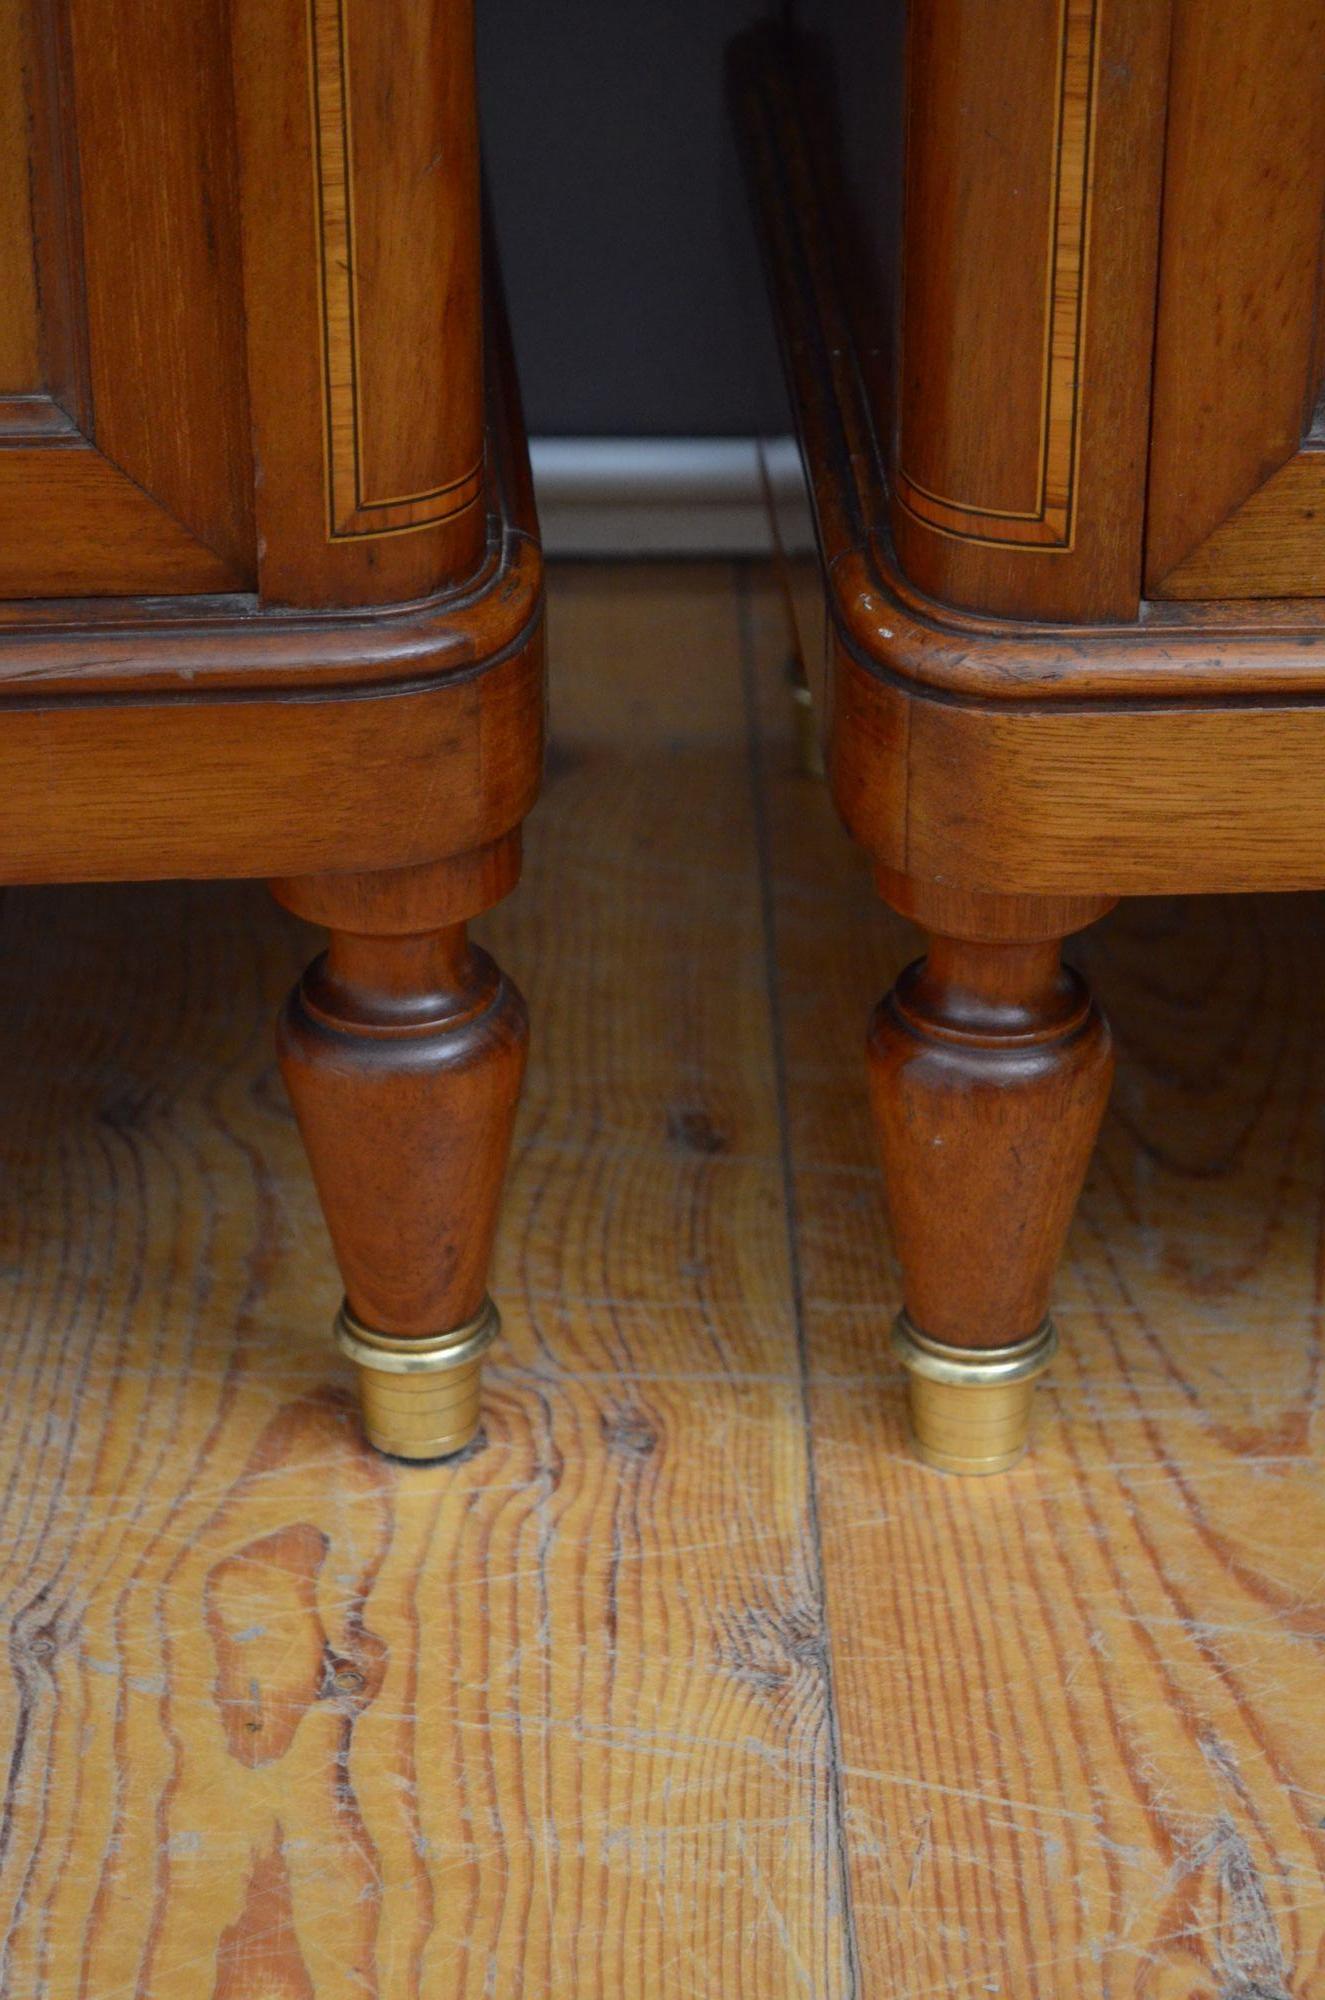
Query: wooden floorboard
xmin=1 ymin=560 xmax=1324 ymax=1995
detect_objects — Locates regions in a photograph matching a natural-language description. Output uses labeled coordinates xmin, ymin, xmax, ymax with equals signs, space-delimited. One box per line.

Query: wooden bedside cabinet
xmin=0 ymin=0 xmax=544 ymax=1458
xmin=733 ymin=3 xmax=1325 ymax=1471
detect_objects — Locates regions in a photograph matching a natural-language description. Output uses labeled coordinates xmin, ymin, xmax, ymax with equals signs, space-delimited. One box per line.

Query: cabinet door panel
xmin=0 ymin=5 xmax=41 ymax=392
xmin=0 ymin=442 xmax=245 ymax=598
xmin=1146 ymin=0 xmax=1325 ymax=599
xmin=68 ymin=0 xmax=256 ymax=579
xmin=0 ymin=0 xmax=255 ymax=598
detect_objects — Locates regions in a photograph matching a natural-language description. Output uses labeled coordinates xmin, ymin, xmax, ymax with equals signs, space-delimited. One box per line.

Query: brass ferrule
xmin=891 ymin=1313 xmax=1058 ymax=1475
xmin=334 ymin=1296 xmax=501 ymax=1461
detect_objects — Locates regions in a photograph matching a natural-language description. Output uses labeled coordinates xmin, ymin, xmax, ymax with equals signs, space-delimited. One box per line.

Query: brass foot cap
xmin=334 ymin=1297 xmax=500 ymax=1461
xmin=790 ymin=673 xmax=825 ymax=780
xmin=891 ymin=1313 xmax=1058 ymax=1476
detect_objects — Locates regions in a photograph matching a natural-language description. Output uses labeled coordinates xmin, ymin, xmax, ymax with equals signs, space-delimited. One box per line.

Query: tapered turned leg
xmin=868 ymin=877 xmax=1117 ymax=1473
xmin=270 ymin=842 xmax=527 ymax=1460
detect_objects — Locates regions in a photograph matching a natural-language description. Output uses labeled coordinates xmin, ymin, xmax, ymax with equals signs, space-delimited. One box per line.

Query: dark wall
xmin=478 ymin=1 xmax=787 ymax=437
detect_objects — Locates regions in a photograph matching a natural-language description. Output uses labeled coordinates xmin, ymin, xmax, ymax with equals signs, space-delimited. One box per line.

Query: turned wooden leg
xmin=868 ymin=877 xmax=1117 ymax=1474
xmin=270 ymin=840 xmax=528 ymax=1460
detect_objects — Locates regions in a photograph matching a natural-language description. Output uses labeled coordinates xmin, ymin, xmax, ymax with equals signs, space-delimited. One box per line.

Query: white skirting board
xmin=529 ymin=436 xmax=815 ymax=558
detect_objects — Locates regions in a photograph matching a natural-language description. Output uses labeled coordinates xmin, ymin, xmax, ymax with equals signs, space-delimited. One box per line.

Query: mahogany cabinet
xmin=0 ymin=0 xmax=545 ymax=1458
xmin=734 ymin=2 xmax=1325 ymax=1471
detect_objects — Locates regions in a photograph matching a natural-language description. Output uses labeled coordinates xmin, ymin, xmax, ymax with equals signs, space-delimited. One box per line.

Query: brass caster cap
xmin=891 ymin=1313 xmax=1058 ymax=1476
xmin=334 ymin=1297 xmax=500 ymax=1462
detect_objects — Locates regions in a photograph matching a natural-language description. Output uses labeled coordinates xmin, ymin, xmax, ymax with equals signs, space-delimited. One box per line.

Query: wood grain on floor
xmin=1 ymin=562 xmax=1323 ymax=1997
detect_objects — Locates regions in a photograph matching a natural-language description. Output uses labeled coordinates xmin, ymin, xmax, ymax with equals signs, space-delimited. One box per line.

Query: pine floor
xmin=2 ymin=562 xmax=1324 ymax=1998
